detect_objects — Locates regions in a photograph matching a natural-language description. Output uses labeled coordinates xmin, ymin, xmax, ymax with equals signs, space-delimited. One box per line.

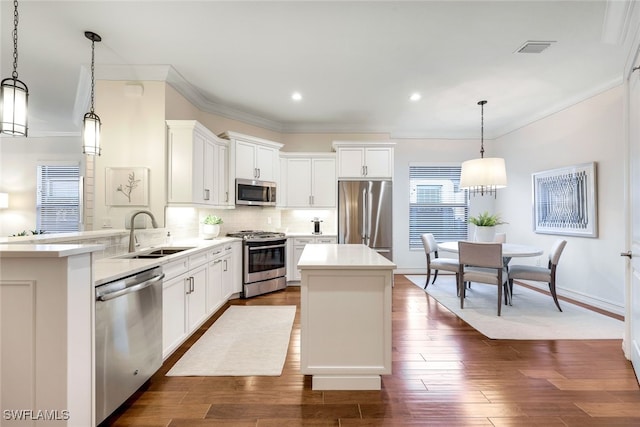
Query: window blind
xmin=409 ymin=165 xmax=468 ymax=249
xmin=36 ymin=164 xmax=81 ymax=233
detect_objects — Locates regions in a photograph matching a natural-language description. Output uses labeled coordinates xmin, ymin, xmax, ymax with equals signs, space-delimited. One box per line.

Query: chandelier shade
xmin=0 ymin=77 xmax=28 ymax=136
xmin=0 ymin=0 xmax=28 ymax=137
xmin=82 ymin=111 xmax=101 ymax=155
xmin=460 ymin=100 xmax=507 ymax=197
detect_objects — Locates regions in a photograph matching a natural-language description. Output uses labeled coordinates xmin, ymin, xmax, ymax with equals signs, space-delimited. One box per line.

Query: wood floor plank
xmin=102 ymin=275 xmax=640 ymax=427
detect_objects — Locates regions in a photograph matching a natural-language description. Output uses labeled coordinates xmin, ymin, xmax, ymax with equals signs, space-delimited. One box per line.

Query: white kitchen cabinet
xmin=231 ymin=240 xmax=243 ymax=294
xmin=162 ymin=251 xmax=211 ymax=359
xmin=282 ymin=153 xmax=336 ymax=208
xmin=332 ymin=141 xmax=395 ymax=179
xmin=289 ymin=235 xmax=337 ymax=281
xmin=221 ymin=245 xmax=234 ymax=299
xmin=207 ymin=249 xmax=224 ymax=314
xmin=220 ymin=131 xmax=283 ymax=199
xmin=167 ymin=120 xmax=230 ymax=207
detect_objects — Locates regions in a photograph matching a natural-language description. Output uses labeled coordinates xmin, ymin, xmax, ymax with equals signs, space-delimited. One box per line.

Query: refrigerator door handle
xmin=365 ymin=188 xmax=371 ymax=245
xmin=361 ymin=187 xmax=367 ymax=244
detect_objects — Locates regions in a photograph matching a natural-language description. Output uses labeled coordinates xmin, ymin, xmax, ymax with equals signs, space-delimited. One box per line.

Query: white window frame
xmin=409 ymin=162 xmax=468 ymax=250
xmin=36 ymin=161 xmax=82 ymax=234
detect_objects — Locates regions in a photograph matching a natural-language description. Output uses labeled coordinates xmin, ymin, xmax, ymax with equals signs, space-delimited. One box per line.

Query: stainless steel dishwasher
xmin=95 ymin=266 xmax=164 ymax=425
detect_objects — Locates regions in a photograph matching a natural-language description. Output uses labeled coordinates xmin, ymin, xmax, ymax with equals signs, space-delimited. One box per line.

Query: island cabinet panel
xmin=298 ymin=243 xmax=395 ymax=390
xmin=0 ymin=248 xmax=99 ymax=427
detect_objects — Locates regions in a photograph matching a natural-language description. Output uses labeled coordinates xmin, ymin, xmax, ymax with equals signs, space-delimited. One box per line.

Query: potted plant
xmin=202 ymin=215 xmax=223 ymax=239
xmin=468 ymin=211 xmax=506 ymax=242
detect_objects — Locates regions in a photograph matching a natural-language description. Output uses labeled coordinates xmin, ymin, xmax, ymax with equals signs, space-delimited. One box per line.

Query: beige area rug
xmin=166 ymin=305 xmax=296 ymax=376
xmin=405 ymin=275 xmax=624 ymax=340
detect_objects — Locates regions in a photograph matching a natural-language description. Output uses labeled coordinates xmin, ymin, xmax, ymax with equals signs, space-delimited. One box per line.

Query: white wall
xmin=496 ymin=86 xmax=625 ymax=313
xmin=93 ymin=81 xmax=167 ymax=230
xmin=0 ymin=136 xmax=83 ymax=237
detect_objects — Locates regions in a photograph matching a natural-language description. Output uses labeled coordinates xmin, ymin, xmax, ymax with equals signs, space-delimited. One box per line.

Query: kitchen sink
xmin=118 ymin=246 xmax=195 ymax=259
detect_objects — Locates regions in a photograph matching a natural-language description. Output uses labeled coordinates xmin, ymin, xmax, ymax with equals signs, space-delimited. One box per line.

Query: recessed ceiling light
xmin=409 ymin=93 xmax=422 ymax=102
xmin=291 ymin=92 xmax=303 ymax=101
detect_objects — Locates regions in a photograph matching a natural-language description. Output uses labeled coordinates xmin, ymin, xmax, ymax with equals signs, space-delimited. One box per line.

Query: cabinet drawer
xmin=293 ymin=237 xmax=315 ymax=245
xmin=209 ymin=245 xmax=224 ymax=260
xmin=189 ymin=251 xmax=209 ymax=268
xmin=316 ymin=237 xmax=337 ymax=244
xmin=163 ymin=258 xmax=189 ymax=280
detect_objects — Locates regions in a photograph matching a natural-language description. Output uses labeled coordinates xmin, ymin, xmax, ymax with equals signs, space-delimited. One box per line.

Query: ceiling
xmin=2 ymin=1 xmax=638 ymax=140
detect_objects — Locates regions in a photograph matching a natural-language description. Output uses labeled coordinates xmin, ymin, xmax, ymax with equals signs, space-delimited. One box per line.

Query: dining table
xmin=437 ymin=241 xmax=544 ymax=266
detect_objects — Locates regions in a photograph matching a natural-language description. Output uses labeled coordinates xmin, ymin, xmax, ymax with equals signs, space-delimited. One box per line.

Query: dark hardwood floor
xmin=104 ymin=275 xmax=640 ymax=426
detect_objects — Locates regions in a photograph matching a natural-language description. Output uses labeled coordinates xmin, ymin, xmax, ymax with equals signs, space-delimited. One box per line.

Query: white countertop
xmin=298 ymin=243 xmax=396 ymax=270
xmin=93 ymin=237 xmax=240 ymax=285
xmin=0 ymin=244 xmax=104 ymax=258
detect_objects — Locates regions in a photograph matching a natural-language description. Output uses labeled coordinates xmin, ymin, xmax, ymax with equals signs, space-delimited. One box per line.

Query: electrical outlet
xmin=267 ymin=216 xmax=272 ymax=225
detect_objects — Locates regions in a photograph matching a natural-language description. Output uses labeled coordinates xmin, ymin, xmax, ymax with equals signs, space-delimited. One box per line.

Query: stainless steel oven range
xmin=227 ymin=230 xmax=287 ymax=298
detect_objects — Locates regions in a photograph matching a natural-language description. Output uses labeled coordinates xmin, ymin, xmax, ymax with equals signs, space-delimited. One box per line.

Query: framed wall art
xmin=105 ymin=167 xmax=149 ymax=206
xmin=532 ymin=162 xmax=597 ymax=238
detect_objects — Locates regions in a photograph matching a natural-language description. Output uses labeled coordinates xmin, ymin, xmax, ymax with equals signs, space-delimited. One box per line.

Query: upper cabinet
xmin=281 ymin=153 xmax=336 ymax=208
xmin=332 ymin=141 xmax=395 ymax=179
xmin=221 ymin=131 xmax=283 ymax=182
xmin=166 ymin=120 xmax=231 ymax=207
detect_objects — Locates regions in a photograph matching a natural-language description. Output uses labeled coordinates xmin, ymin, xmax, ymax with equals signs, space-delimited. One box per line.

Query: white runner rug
xmin=166 ymin=305 xmax=296 ymax=376
xmin=405 ymin=275 xmax=623 ymax=340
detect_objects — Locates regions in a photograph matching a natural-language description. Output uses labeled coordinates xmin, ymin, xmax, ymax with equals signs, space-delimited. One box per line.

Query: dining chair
xmin=458 ymin=241 xmax=509 ymax=316
xmin=421 ymin=233 xmax=459 ymax=291
xmin=507 ymin=239 xmax=567 ymax=312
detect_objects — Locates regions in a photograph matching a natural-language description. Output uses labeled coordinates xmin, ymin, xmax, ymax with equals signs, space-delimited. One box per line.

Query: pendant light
xmin=0 ymin=0 xmax=28 ymax=136
xmin=82 ymin=31 xmax=102 ymax=156
xmin=460 ymin=100 xmax=507 ymax=197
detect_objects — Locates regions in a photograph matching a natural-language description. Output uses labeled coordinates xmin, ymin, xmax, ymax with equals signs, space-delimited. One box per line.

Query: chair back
xmin=549 ymin=239 xmax=567 ymax=266
xmin=458 ymin=241 xmax=503 ymax=269
xmin=421 ymin=233 xmax=438 ymax=254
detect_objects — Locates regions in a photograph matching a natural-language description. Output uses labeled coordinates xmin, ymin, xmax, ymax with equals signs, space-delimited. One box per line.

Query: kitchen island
xmin=298 ymin=243 xmax=396 ymax=390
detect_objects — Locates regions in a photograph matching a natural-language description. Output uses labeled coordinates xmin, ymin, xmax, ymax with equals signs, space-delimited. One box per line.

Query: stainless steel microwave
xmin=235 ymin=178 xmax=277 ymax=206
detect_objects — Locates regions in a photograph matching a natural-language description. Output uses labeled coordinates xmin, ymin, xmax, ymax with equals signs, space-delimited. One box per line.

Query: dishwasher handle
xmin=96 ymin=273 xmax=165 ymax=302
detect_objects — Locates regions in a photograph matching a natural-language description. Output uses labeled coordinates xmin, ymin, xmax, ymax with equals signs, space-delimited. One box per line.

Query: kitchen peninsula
xmin=298 ymin=243 xmax=396 ymax=390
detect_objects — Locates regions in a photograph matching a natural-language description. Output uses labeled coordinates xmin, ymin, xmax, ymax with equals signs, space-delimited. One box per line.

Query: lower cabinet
xmin=162 ymin=243 xmax=241 ymax=360
xmin=289 ymin=235 xmax=337 ymax=282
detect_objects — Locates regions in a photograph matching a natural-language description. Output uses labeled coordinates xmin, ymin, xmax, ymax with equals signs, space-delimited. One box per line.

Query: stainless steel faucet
xmin=128 ymin=210 xmax=159 ymax=252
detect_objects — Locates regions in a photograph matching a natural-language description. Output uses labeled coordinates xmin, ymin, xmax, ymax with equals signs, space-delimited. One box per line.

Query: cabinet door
xmin=236 ymin=140 xmax=257 ymax=179
xmin=292 ymin=244 xmax=306 ymax=281
xmin=255 ymin=145 xmax=276 ymax=181
xmin=162 ymin=274 xmax=187 ymax=358
xmin=286 ymin=158 xmax=312 ymax=207
xmin=202 ymin=138 xmax=215 ymax=204
xmin=216 ymin=143 xmax=230 ymax=206
xmin=364 ymin=147 xmax=393 ymax=178
xmin=207 ymin=258 xmax=223 ymax=314
xmin=220 ymin=253 xmax=233 ymax=299
xmin=231 ymin=242 xmax=243 ymax=294
xmin=186 ymin=264 xmax=208 ymax=332
xmin=337 ymin=147 xmax=365 ymax=178
xmin=311 ymin=158 xmax=336 ymax=207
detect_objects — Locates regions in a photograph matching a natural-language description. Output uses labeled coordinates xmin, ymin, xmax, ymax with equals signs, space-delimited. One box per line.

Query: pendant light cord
xmin=478 ymin=100 xmax=487 ymax=159
xmin=11 ymin=0 xmax=19 ymax=79
xmin=90 ymin=37 xmax=95 ymax=114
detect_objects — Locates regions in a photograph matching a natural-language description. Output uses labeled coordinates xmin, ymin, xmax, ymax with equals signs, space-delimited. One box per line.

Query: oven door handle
xmin=248 ymin=243 xmax=286 ymax=251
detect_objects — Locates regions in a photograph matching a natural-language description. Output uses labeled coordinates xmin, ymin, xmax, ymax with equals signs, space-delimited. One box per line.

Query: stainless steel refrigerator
xmin=338 ymin=180 xmax=393 ymax=260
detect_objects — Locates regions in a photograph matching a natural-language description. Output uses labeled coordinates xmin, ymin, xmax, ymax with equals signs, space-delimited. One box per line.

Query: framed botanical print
xmin=105 ymin=167 xmax=149 ymax=206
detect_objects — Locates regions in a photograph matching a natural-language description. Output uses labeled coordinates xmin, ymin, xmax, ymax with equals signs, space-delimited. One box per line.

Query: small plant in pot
xmin=468 ymin=211 xmax=506 ymax=242
xmin=202 ymin=215 xmax=223 ymax=239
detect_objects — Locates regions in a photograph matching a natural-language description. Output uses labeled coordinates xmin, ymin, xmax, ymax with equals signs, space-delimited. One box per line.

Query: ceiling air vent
xmin=515 ymin=40 xmax=555 ymax=54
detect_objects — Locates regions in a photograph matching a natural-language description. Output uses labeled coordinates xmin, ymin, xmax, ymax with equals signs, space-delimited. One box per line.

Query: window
xmin=36 ymin=163 xmax=81 ymax=233
xmin=409 ymin=164 xmax=468 ymax=249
